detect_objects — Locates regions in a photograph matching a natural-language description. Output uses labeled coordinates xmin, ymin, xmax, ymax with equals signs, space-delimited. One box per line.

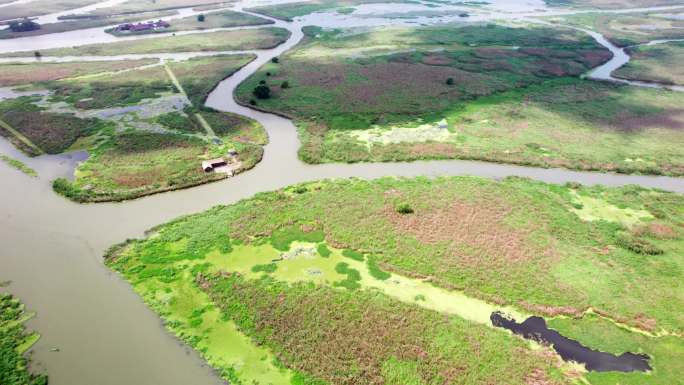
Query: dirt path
xmin=163 ymin=63 xmax=217 ymax=137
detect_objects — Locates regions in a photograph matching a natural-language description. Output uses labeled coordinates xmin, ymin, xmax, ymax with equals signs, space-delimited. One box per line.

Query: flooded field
xmin=2 ymin=0 xmax=684 ymax=384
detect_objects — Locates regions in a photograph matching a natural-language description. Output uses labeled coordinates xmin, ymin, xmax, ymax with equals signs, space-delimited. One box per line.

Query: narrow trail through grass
xmin=164 ymin=63 xmax=217 ymax=137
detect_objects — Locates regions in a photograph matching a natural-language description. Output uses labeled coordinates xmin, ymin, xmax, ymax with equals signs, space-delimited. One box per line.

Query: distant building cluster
xmin=115 ymin=20 xmax=170 ymax=33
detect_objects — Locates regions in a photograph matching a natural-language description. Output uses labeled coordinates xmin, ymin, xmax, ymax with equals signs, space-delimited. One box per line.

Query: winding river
xmin=1 ymin=1 xmax=684 ymax=385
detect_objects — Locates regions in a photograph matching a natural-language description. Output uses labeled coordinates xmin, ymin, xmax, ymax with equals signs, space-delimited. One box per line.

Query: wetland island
xmin=1 ymin=0 xmax=683 ymax=385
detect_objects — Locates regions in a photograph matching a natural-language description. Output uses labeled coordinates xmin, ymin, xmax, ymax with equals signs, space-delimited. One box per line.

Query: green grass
xmin=106 ymin=176 xmax=684 ymax=384
xmin=71 ymin=0 xmax=226 ymax=17
xmin=166 ymin=54 xmax=256 ymax=107
xmin=545 ymin=11 xmax=684 ymax=46
xmin=229 ymin=24 xmax=684 ymax=174
xmin=246 ymin=0 xmax=411 ymax=21
xmin=544 ymin=0 xmax=684 ymax=10
xmin=616 ymin=41 xmax=684 ymax=86
xmin=0 ymin=155 xmax=37 ymax=177
xmin=53 ymin=130 xmax=229 ymax=202
xmin=45 ymin=65 xmax=174 ymax=110
xmin=2 ymin=28 xmax=291 ymax=57
xmin=0 ymin=59 xmax=157 ymax=87
xmin=156 ymin=111 xmax=204 ymax=133
xmin=547 ymin=314 xmax=684 ymax=385
xmin=0 ymin=96 xmax=106 ymax=155
xmin=0 ymin=55 xmax=267 ymax=200
xmin=0 ymin=292 xmax=47 ymax=385
xmin=0 ymin=0 xmax=99 ymax=21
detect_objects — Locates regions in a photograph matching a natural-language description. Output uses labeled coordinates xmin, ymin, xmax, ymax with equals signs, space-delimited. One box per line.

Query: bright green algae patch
xmin=106 ymin=176 xmax=684 ymax=384
xmin=570 ymin=192 xmax=654 ymax=227
xmin=204 ymin=242 xmax=525 ymax=325
xmin=0 ymin=292 xmax=47 ymax=385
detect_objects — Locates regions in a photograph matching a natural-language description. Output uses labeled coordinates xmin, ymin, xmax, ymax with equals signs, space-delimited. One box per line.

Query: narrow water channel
xmin=1 ymin=1 xmax=684 ymax=385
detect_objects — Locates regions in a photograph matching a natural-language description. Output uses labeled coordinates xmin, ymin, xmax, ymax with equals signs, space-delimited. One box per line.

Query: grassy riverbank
xmin=0 ymin=292 xmax=47 ymax=385
xmin=246 ymin=0 xmax=411 ymax=21
xmin=2 ymin=28 xmax=290 ymax=58
xmin=0 ymin=0 xmax=99 ymax=21
xmin=41 ymin=55 xmax=266 ymax=202
xmin=0 ymin=59 xmax=158 ymax=87
xmin=545 ymin=0 xmax=684 ymax=9
xmin=106 ymin=176 xmax=684 ymax=384
xmin=0 ymin=54 xmax=265 ymax=201
xmin=167 ymin=54 xmax=256 ymax=107
xmin=616 ymin=41 xmax=684 ymax=86
xmin=0 ymin=96 xmax=106 ymax=155
xmin=544 ymin=11 xmax=684 ymax=46
xmin=70 ymin=0 xmax=226 ymax=17
xmin=236 ymin=24 xmax=684 ymax=176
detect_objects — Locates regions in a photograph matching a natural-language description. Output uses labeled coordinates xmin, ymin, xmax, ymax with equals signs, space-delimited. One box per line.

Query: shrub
xmin=269 ymin=225 xmax=324 ymax=251
xmin=317 ymin=243 xmax=332 ymax=258
xmin=52 ymin=178 xmax=86 ymax=202
xmin=446 ymin=77 xmax=454 ymax=85
xmin=259 ymin=80 xmax=266 ymax=85
xmin=396 ymin=203 xmax=414 ymax=214
xmin=197 ymin=14 xmax=205 ymax=22
xmin=333 ymin=262 xmax=361 ymax=290
xmin=249 ymin=99 xmax=257 ymax=105
xmin=615 ymin=231 xmax=663 ymax=255
xmin=34 ymin=51 xmax=41 ymax=58
xmin=266 ymin=72 xmax=272 ymax=76
xmin=271 ymin=57 xmax=279 ymax=63
xmin=281 ymin=81 xmax=290 ymax=89
xmin=253 ymin=85 xmax=271 ymax=99
xmin=342 ymin=249 xmax=364 ymax=261
xmin=367 ymin=256 xmax=391 ymax=280
xmin=251 ymin=263 xmax=278 ymax=273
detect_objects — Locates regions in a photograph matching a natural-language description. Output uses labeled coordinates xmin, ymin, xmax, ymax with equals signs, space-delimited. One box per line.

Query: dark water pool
xmin=490 ymin=312 xmax=651 ymax=372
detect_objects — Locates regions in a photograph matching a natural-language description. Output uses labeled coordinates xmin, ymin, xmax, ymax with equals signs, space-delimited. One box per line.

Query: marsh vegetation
xmin=107 ymin=176 xmax=684 ymax=385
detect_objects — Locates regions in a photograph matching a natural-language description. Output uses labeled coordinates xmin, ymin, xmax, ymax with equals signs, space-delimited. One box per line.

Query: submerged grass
xmin=0 ymin=155 xmax=37 ymax=177
xmin=0 ymin=292 xmax=47 ymax=385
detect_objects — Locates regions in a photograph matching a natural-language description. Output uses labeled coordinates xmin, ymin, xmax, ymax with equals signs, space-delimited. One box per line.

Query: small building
xmin=202 ymin=158 xmax=227 ymax=172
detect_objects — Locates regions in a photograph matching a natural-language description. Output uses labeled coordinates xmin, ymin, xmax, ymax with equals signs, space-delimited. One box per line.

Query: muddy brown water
xmin=491 ymin=313 xmax=652 ymax=372
xmin=2 ymin=1 xmax=684 ymax=385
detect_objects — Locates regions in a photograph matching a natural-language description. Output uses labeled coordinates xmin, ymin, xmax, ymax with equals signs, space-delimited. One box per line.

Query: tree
xmin=446 ymin=77 xmax=454 ymax=85
xmin=34 ymin=51 xmax=41 ymax=58
xmin=281 ymin=81 xmax=290 ymax=89
xmin=197 ymin=14 xmax=205 ymax=22
xmin=271 ymin=57 xmax=279 ymax=63
xmin=253 ymin=85 xmax=271 ymax=99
